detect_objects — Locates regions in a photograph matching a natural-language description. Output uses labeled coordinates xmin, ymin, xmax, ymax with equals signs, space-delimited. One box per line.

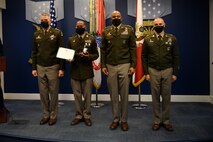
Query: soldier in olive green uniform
xmin=32 ymin=13 xmax=64 ymax=126
xmin=101 ymin=11 xmax=136 ymax=131
xmin=67 ymin=21 xmax=98 ymax=127
xmin=142 ymin=18 xmax=180 ymax=131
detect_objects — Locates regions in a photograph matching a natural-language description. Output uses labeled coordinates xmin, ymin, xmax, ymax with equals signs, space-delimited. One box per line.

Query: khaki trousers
xmin=106 ymin=63 xmax=130 ymax=122
xmin=148 ymin=67 xmax=172 ymax=124
xmin=71 ymin=78 xmax=93 ymax=119
xmin=37 ymin=64 xmax=59 ymax=119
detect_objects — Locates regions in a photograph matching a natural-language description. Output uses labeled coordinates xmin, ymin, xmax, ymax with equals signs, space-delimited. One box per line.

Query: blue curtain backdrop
xmin=2 ymin=0 xmax=209 ymax=95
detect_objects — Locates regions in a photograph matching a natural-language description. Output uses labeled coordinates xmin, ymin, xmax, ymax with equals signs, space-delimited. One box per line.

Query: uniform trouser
xmin=71 ymin=78 xmax=93 ymax=119
xmin=148 ymin=67 xmax=172 ymax=125
xmin=0 ymin=87 xmax=4 ymax=108
xmin=37 ymin=64 xmax=60 ymax=120
xmin=106 ymin=63 xmax=130 ymax=123
xmin=0 ymin=76 xmax=4 ymax=108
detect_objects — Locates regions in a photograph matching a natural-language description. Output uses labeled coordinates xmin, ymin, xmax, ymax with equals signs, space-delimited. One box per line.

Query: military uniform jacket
xmin=101 ymin=24 xmax=136 ymax=68
xmin=32 ymin=27 xmax=65 ymax=70
xmin=67 ymin=32 xmax=99 ymax=80
xmin=142 ymin=33 xmax=180 ymax=76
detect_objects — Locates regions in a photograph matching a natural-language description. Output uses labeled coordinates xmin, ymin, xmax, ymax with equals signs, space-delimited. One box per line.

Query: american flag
xmin=50 ymin=0 xmax=57 ymax=28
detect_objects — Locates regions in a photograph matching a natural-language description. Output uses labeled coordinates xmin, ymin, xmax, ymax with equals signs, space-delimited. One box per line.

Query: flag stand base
xmin=58 ymin=102 xmax=64 ymax=107
xmin=132 ymin=85 xmax=148 ymax=110
xmin=91 ymin=89 xmax=104 ymax=108
xmin=91 ymin=102 xmax=104 ymax=108
xmin=132 ymin=103 xmax=147 ymax=110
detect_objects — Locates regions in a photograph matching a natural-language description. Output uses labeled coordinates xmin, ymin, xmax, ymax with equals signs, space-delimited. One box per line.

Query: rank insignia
xmin=50 ymin=35 xmax=56 ymax=40
xmin=36 ymin=35 xmax=41 ymax=39
xmin=121 ymin=27 xmax=128 ymax=35
xmin=107 ymin=32 xmax=111 ymax=36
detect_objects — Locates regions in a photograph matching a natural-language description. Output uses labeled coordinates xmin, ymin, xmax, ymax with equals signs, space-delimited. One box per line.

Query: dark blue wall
xmin=2 ymin=0 xmax=209 ymax=95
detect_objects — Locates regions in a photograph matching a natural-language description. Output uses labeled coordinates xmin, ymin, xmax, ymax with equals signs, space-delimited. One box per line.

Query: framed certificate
xmin=56 ymin=47 xmax=75 ymax=60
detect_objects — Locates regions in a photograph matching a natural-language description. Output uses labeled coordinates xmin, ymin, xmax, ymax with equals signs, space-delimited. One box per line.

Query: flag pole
xmin=50 ymin=0 xmax=64 ymax=107
xmin=90 ymin=0 xmax=105 ymax=108
xmin=132 ymin=84 xmax=147 ymax=109
xmin=91 ymin=88 xmax=104 ymax=108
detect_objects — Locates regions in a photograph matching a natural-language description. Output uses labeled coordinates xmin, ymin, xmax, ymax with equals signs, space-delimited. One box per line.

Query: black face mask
xmin=112 ymin=19 xmax=121 ymax=27
xmin=76 ymin=28 xmax=85 ymax=35
xmin=154 ymin=26 xmax=164 ymax=33
xmin=41 ymin=21 xmax=49 ymax=29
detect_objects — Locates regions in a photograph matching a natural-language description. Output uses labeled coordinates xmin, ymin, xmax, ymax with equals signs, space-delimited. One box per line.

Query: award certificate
xmin=56 ymin=47 xmax=75 ymax=60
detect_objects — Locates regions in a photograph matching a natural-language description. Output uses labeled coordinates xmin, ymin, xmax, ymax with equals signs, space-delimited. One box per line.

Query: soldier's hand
xmin=102 ymin=68 xmax=108 ymax=76
xmin=145 ymin=74 xmax=150 ymax=81
xmin=172 ymin=75 xmax=177 ymax=82
xmin=58 ymin=70 xmax=64 ymax=77
xmin=32 ymin=70 xmax=37 ymax=77
xmin=129 ymin=67 xmax=135 ymax=75
xmin=79 ymin=52 xmax=89 ymax=58
xmin=67 ymin=59 xmax=74 ymax=62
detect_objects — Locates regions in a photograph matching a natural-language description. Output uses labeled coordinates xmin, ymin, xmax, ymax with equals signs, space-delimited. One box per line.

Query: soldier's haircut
xmin=41 ymin=13 xmax=50 ymax=17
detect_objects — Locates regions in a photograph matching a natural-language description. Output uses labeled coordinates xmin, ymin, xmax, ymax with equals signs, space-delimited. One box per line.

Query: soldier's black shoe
xmin=162 ymin=123 xmax=174 ymax=131
xmin=40 ymin=117 xmax=49 ymax=125
xmin=84 ymin=118 xmax=92 ymax=126
xmin=109 ymin=121 xmax=119 ymax=130
xmin=48 ymin=118 xmax=57 ymax=126
xmin=70 ymin=118 xmax=83 ymax=125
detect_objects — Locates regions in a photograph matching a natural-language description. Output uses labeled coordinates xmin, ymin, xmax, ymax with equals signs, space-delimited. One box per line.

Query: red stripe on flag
xmin=132 ymin=43 xmax=145 ymax=87
xmin=97 ymin=0 xmax=105 ymax=35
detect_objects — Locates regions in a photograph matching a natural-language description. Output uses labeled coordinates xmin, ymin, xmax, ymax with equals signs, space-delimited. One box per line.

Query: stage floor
xmin=0 ymin=100 xmax=213 ymax=142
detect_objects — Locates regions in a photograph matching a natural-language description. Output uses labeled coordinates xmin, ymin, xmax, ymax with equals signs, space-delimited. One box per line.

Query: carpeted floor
xmin=0 ymin=100 xmax=213 ymax=142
